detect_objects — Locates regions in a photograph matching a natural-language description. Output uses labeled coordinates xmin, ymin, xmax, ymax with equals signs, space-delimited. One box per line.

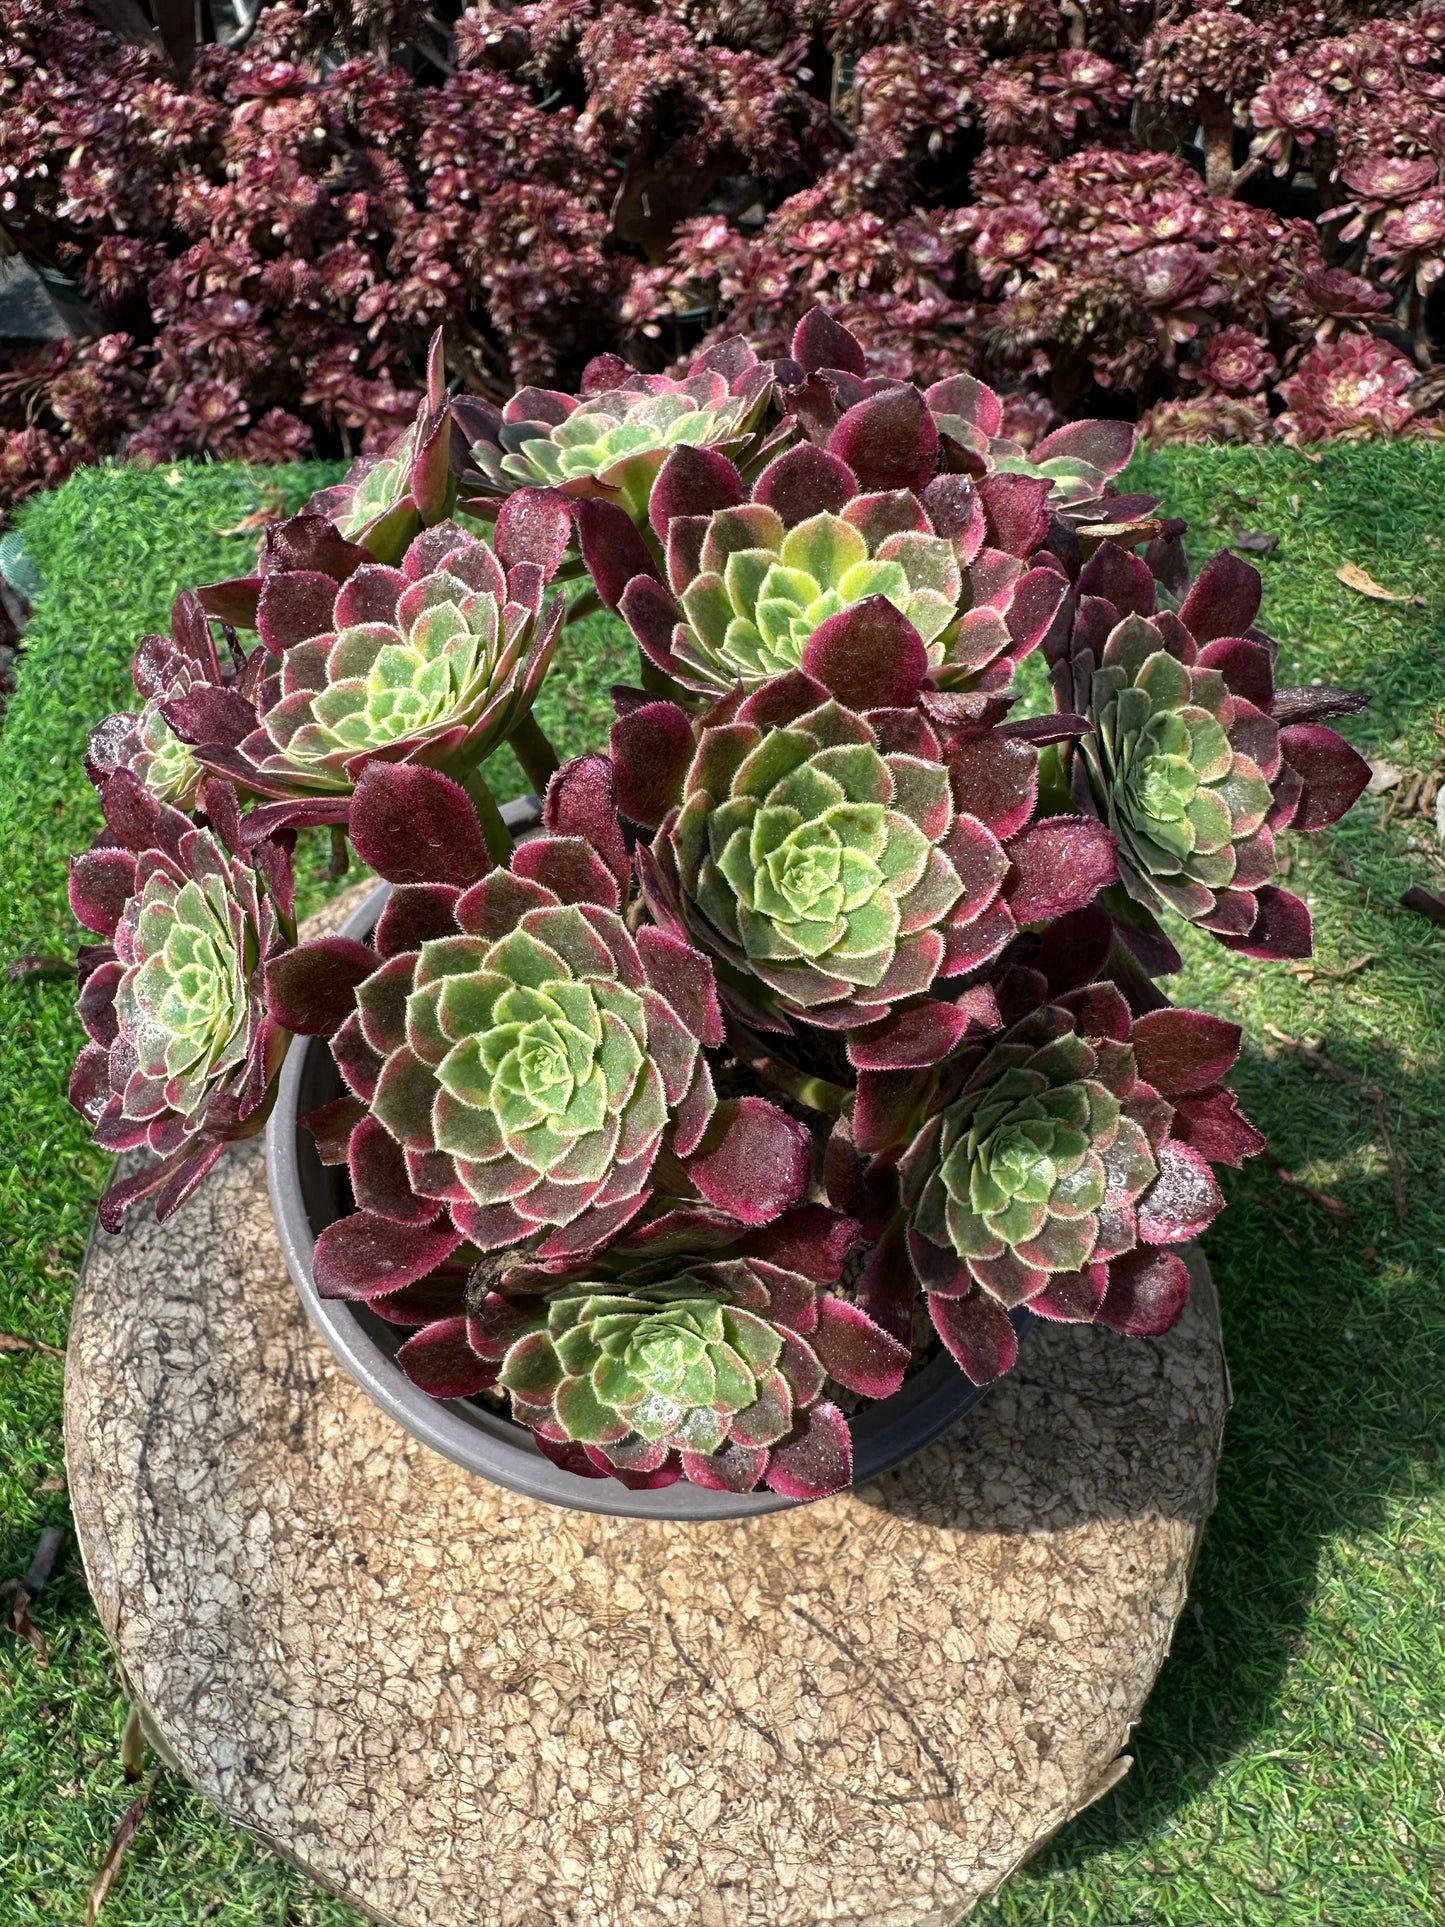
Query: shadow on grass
xmin=1003 ymin=1027 xmax=1445 ymax=1873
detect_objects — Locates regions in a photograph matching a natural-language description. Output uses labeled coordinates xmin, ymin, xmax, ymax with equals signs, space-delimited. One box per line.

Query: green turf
xmin=1 ymin=448 xmax=1442 ymax=1925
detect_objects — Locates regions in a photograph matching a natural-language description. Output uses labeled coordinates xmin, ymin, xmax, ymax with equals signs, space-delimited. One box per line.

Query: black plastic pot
xmin=265 ymin=880 xmax=1029 ymax=1519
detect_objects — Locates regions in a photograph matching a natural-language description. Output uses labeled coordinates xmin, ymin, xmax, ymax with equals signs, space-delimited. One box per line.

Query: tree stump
xmin=65 ymin=901 xmax=1231 ymax=1927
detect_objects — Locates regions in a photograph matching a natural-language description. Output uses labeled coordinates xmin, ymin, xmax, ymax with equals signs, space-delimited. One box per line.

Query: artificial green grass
xmin=1 ymin=447 xmax=1442 ymax=1924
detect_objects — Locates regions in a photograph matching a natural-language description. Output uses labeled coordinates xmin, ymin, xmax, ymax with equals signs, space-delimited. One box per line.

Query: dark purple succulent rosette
xmin=1048 ymin=540 xmax=1371 ymax=964
xmin=611 ymin=612 xmax=1116 ymax=1043
xmin=68 ymin=771 xmax=298 ymax=1230
xmin=592 ymin=432 xmax=1070 ymax=702
xmin=830 ymin=911 xmax=1264 ymax=1386
xmin=280 ymin=757 xmax=816 ymax=1347
xmin=776 ymin=309 xmax=1140 ymax=526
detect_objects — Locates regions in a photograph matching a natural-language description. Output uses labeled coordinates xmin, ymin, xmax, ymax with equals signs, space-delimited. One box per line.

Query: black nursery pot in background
xmin=265 ymin=883 xmax=1027 ymax=1521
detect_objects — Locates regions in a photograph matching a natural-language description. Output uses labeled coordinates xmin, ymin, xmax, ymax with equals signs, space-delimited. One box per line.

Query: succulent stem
xmin=326 ymin=823 xmax=349 ymax=880
xmin=730 ymin=1029 xmax=853 ymax=1115
xmin=461 ymin=766 xmax=515 ymax=866
xmin=564 ymin=585 xmax=602 ymax=625
xmin=509 ymin=711 xmax=561 ymax=795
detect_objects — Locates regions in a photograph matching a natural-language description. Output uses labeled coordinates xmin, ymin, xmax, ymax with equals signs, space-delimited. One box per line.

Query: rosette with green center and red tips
xmin=461 ymin=337 xmax=783 ymax=525
xmin=375 ymin=1203 xmax=902 ymax=1501
xmin=601 ymin=437 xmax=1070 ymax=700
xmin=612 ymin=623 xmax=1117 ymax=1037
xmin=283 ymin=758 xmax=815 ymax=1298
xmin=837 ymin=925 xmax=1265 ymax=1385
xmin=67 ymin=772 xmax=298 ymax=1229
xmin=1051 ymin=541 xmax=1371 ymax=961
xmin=171 ymin=495 xmax=572 ymax=818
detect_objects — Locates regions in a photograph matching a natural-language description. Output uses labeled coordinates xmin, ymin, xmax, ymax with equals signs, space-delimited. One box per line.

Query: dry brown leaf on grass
xmin=2 ymin=1525 xmax=66 ymax=1666
xmin=85 ymin=1772 xmax=159 ymax=1926
xmin=211 ymin=494 xmax=286 ymax=537
xmin=0 ymin=1330 xmax=64 ymax=1356
xmin=1336 ymin=561 xmax=1427 ymax=605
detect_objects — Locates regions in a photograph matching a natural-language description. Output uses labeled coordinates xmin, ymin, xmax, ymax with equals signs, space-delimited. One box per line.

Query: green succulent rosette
xmin=902 ymin=1003 xmax=1159 ymax=1306
xmin=1058 ymin=612 xmax=1274 ymax=930
xmin=640 ymin=678 xmax=1017 ymax=1031
xmin=214 ymin=515 xmax=568 ymax=800
xmin=68 ymin=779 xmax=294 ymax=1231
xmin=669 ymin=501 xmax=963 ymax=696
xmin=459 ymin=1223 xmax=905 ymax=1497
xmin=465 ymin=342 xmax=777 ymax=525
xmin=500 ymin=1278 xmax=794 ymax=1456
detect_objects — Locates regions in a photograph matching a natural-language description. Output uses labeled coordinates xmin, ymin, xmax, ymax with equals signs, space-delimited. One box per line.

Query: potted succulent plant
xmin=67 ymin=311 xmax=1371 ymax=1515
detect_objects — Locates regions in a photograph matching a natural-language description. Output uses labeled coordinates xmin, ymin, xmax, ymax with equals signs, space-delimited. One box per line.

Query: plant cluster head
xmin=282 ymin=757 xmax=815 ymax=1286
xmin=601 ymin=430 xmax=1071 ymax=703
xmin=67 ymin=771 xmax=298 ymax=1230
xmin=133 ymin=492 xmax=576 ymax=830
xmin=1051 ymin=540 xmax=1371 ymax=965
xmin=462 ymin=339 xmax=782 ymax=525
xmin=69 ymin=305 xmax=1378 ymax=1504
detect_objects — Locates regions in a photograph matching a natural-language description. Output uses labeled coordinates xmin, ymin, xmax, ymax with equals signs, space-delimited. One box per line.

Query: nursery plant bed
xmin=64 ymin=886 xmax=1231 ymax=1927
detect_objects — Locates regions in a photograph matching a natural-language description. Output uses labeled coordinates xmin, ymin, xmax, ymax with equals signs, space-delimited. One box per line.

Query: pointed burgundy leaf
xmin=1218 ymin=884 xmax=1312 ymax=961
xmin=312 ymin=1211 xmax=462 ymax=1299
xmin=1129 ymin=1008 xmax=1242 ymax=1096
xmin=256 ymin=570 xmax=338 ymax=654
xmin=1077 ymin=541 xmax=1155 ymax=617
xmin=1178 ymin=548 xmax=1262 ymax=642
xmin=573 ymin=497 xmax=662 ymax=610
xmin=265 ymin=937 xmax=376 ymax=1036
xmin=1028 ymin=1265 xmax=1109 ymax=1323
xmin=928 ymin=1290 xmax=1019 ymax=1384
xmin=976 ymin=473 xmax=1051 ymax=559
xmin=1136 ymin=1139 xmax=1224 ymax=1242
xmin=801 ymin=596 xmax=928 ymax=709
xmin=752 ymin=443 xmax=858 ymax=525
xmin=812 ymin=1297 xmax=909 ymax=1398
xmin=543 ymin=753 xmax=631 ymax=898
xmin=1277 ymin=724 xmax=1371 ymax=832
xmin=493 ymin=487 xmax=571 ymax=575
xmin=764 ymin=1400 xmax=852 ymax=1501
xmin=374 ymin=883 xmax=461 ymax=958
xmin=648 ymin=446 xmax=743 ymax=539
xmin=792 ymin=308 xmax=867 ymax=377
xmin=1169 ymin=1086 xmax=1265 ymax=1167
xmin=1097 ymin=1247 xmax=1191 ymax=1336
xmin=611 ymin=700 xmax=695 ymax=828
xmin=829 ymin=385 xmax=939 ymax=493
xmin=637 ymin=925 xmax=724 ymax=1047
xmin=846 ymin=998 xmax=978 ymax=1071
xmin=350 ymin=762 xmax=491 ymax=888
xmin=69 ymin=848 xmax=137 ymax=936
xmin=686 ymin=1097 xmax=812 ymax=1224
xmin=397 ymin=1316 xmax=498 ymax=1397
xmin=1003 ymin=817 xmax=1117 ymax=924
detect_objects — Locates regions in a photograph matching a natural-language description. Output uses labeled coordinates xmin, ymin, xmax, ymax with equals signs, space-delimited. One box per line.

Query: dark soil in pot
xmin=266 ymin=881 xmax=1030 ymax=1519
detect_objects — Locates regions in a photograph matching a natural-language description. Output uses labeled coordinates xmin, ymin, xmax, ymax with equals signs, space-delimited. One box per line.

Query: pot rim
xmin=266 ymin=879 xmax=1028 ymax=1519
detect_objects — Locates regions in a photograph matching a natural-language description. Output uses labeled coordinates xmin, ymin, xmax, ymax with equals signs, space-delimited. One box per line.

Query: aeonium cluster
xmin=68 ymin=309 xmax=1373 ymax=1503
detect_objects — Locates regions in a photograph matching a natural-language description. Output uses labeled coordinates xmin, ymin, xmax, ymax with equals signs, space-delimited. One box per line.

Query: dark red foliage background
xmin=3 ymin=0 xmax=1444 ymax=512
